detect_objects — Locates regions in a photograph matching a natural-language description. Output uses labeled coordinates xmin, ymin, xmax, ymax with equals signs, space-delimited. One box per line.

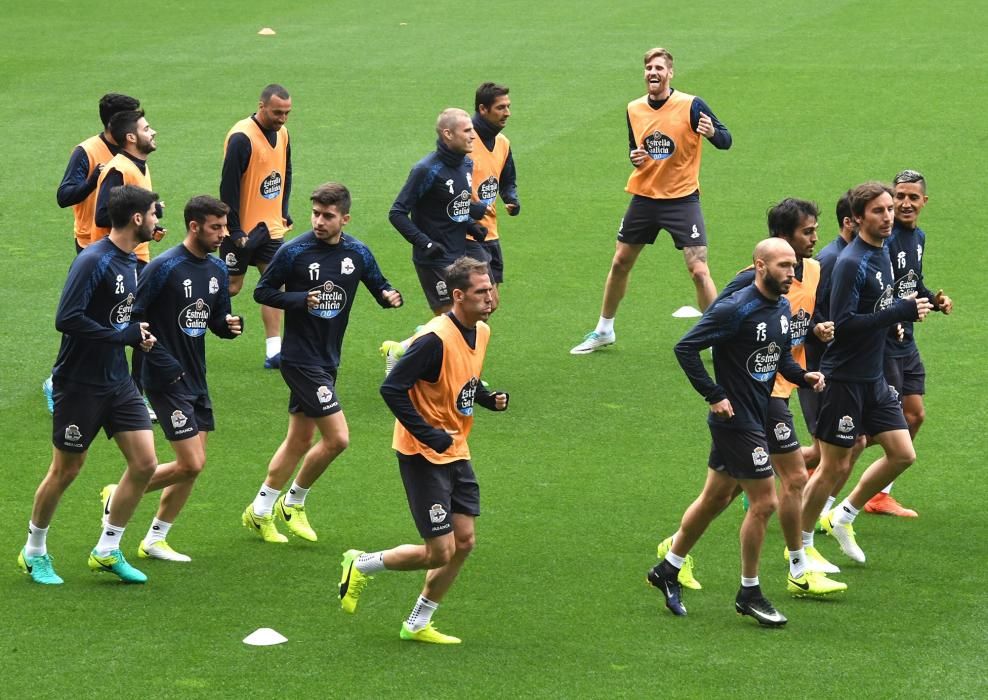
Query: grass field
xmin=2 ymin=1 xmax=986 ymax=697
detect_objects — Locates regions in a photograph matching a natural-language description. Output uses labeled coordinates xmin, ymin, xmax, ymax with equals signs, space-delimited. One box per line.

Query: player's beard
xmin=136 ymin=220 xmax=155 ymax=243
xmin=764 ymin=274 xmax=789 ymax=298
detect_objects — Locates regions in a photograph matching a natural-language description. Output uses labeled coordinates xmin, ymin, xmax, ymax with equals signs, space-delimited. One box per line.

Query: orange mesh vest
xmin=625 ymin=91 xmax=703 ymax=199
xmin=224 ymin=118 xmax=289 ymax=239
xmin=393 ymin=315 xmax=490 ymax=464
xmin=470 ymin=133 xmax=510 ymax=240
xmin=773 ymin=258 xmax=820 ymax=398
xmin=93 ymin=153 xmax=153 ymax=262
xmin=72 ymin=136 xmax=115 ymax=248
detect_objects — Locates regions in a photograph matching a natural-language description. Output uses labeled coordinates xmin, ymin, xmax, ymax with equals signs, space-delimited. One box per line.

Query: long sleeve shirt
xmin=885 ymin=220 xmax=938 ymax=358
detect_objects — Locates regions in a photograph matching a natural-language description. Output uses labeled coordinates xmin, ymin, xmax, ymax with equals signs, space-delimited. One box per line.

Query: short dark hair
xmin=835 ymin=190 xmax=853 ymax=228
xmin=310 ymin=182 xmax=351 ymax=214
xmin=445 ymin=257 xmax=490 ymax=292
xmin=849 ymin=181 xmax=894 ymax=218
xmin=893 ymin=168 xmax=926 ymax=193
xmin=99 ymin=93 xmax=140 ymax=130
xmin=766 ymin=198 xmax=819 ymax=238
xmin=108 ymin=185 xmax=159 ymax=229
xmin=260 ymin=84 xmax=290 ymax=102
xmin=475 ymin=82 xmax=510 ymax=112
xmin=184 ymin=195 xmax=229 ymax=228
xmin=108 ymin=109 xmax=145 ymax=146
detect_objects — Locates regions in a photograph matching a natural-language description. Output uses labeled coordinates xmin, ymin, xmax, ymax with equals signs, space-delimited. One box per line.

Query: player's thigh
xmin=313 ymin=410 xmax=350 ymax=448
xmin=659 ymin=200 xmax=707 ymax=250
xmin=616 ymin=195 xmax=662 ymax=247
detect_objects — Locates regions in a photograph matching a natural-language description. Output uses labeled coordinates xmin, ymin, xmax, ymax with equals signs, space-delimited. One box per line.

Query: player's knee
xmin=322 ymin=432 xmax=349 ymax=455
xmin=455 ymin=532 xmax=476 ymax=555
xmin=228 ymin=276 xmax=244 ymax=296
xmin=51 ymin=460 xmax=83 ymax=487
xmin=127 ymin=454 xmax=158 ymax=481
xmin=176 ymin=456 xmax=205 ymax=480
xmin=425 ymin=543 xmax=454 ymax=568
xmin=747 ymin=492 xmax=777 ymax=519
xmin=780 ymin=467 xmax=807 ymax=494
xmin=905 ymin=408 xmax=925 ymax=431
xmin=610 ymin=251 xmax=637 ymax=275
xmin=688 ymin=261 xmax=711 ymax=284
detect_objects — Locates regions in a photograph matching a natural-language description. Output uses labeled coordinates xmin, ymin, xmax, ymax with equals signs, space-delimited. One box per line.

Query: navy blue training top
xmin=885 ymin=220 xmax=938 ymax=358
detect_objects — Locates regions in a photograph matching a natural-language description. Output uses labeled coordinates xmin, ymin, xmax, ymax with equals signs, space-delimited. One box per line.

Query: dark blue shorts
xmin=280 ymin=364 xmax=342 ymax=418
xmin=147 ymin=391 xmax=213 ymax=441
xmin=708 ymin=423 xmax=774 ymax=480
xmin=220 ymin=226 xmax=283 ymax=276
xmin=766 ymin=397 xmax=801 ymax=454
xmin=617 ymin=195 xmax=708 ymax=249
xmin=52 ymin=378 xmax=152 ymax=452
xmin=815 ymin=378 xmax=908 ymax=447
xmin=397 ymin=451 xmax=480 ymax=539
xmin=796 ymin=385 xmax=821 ymax=436
xmin=884 ymin=347 xmax=926 ymax=397
xmin=481 ymin=239 xmax=504 ymax=283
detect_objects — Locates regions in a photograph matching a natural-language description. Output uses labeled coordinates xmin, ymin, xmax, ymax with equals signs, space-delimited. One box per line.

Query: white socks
xmin=284 ymin=481 xmax=309 ymax=507
xmin=96 ymin=523 xmax=125 ymax=555
xmin=25 ymin=521 xmax=48 ymax=557
xmin=834 ymin=499 xmax=859 ymax=526
xmin=789 ymin=548 xmax=807 ymax=579
xmin=664 ymin=550 xmax=686 ymax=569
xmin=594 ymin=316 xmax=615 ymax=335
xmin=823 ymin=495 xmax=836 ymax=517
xmin=741 ymin=576 xmax=760 ymax=588
xmin=144 ymin=518 xmax=172 ymax=546
xmin=802 ymin=530 xmax=815 ymax=550
xmin=405 ymin=595 xmax=438 ymax=632
xmin=355 ymin=551 xmax=387 ymax=574
xmin=252 ymin=484 xmax=280 ymax=517
xmin=882 ymin=482 xmax=894 ymax=495
xmin=265 ymin=336 xmax=281 ymax=359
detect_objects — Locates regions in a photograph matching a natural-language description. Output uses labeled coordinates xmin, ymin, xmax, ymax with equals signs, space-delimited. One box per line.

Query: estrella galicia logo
xmin=447 ymin=190 xmax=472 ymax=222
xmin=478 ymin=175 xmax=499 ymax=204
xmin=874 ymin=284 xmax=895 ymax=312
xmin=109 ymin=293 xmax=135 ymax=331
xmin=308 ymin=280 xmax=347 ymax=319
xmin=643 ymin=130 xmax=676 ymax=160
xmin=260 ymin=170 xmax=282 ymax=200
xmin=790 ymin=308 xmax=811 ymax=347
xmin=456 ymin=377 xmax=480 ymax=416
xmin=893 ymin=269 xmax=919 ymax=299
xmin=746 ymin=342 xmax=781 ymax=382
xmin=178 ymin=298 xmax=210 ymax=337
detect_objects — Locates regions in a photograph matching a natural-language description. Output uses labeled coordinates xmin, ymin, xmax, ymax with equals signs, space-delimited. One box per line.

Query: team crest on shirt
xmin=447 ymin=190 xmax=472 ymax=222
xmin=64 ymin=424 xmax=82 ymax=443
xmin=209 ymin=277 xmax=219 ymax=294
xmin=643 ymin=130 xmax=676 ymax=160
xmin=751 ymin=446 xmax=769 ymax=467
xmin=178 ymin=298 xmax=210 ymax=337
xmin=260 ymin=170 xmax=282 ymax=200
xmin=780 ymin=314 xmax=789 ymax=337
xmin=746 ymin=342 xmax=781 ymax=382
xmin=316 ymin=385 xmax=334 ymax=404
xmin=225 ymin=252 xmax=238 ymax=268
xmin=109 ymin=293 xmax=135 ymax=331
xmin=837 ymin=415 xmax=855 ymax=433
xmin=307 ymin=281 xmax=347 ymax=319
xmin=456 ymin=377 xmax=480 ymax=416
xmin=429 ymin=503 xmax=447 ymax=524
xmin=341 ymin=257 xmax=355 ymax=275
xmin=170 ymin=410 xmax=188 ymax=429
xmin=478 ymin=175 xmax=499 ymax=204
xmin=774 ymin=422 xmax=791 ymax=442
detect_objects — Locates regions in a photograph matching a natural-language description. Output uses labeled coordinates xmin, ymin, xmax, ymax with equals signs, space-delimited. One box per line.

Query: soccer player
xmin=44 ymin=93 xmax=141 ymax=413
xmin=339 ymin=257 xmax=508 ymax=644
xmin=242 ymin=183 xmax=402 ymax=543
xmin=647 ymin=239 xmax=825 ymax=626
xmin=126 ymin=195 xmax=242 ymax=562
xmin=220 ymin=84 xmax=294 ymax=369
xmin=571 ymin=47 xmax=731 ymax=355
xmin=470 ymin=82 xmax=520 ymax=303
xmin=389 ymin=108 xmax=489 ymax=315
xmin=864 ymin=169 xmax=953 ymax=517
xmin=18 ymin=185 xmax=161 ymax=585
xmin=802 ymin=182 xmax=933 ymax=564
xmin=702 ymin=199 xmax=846 ymax=594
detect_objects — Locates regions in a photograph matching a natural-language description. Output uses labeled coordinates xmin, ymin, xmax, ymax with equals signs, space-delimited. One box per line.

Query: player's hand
xmin=152 ymin=226 xmax=167 ymax=242
xmin=284 ymin=215 xmax=293 ymax=230
xmin=709 ymin=398 xmax=734 ymax=420
xmin=934 ymin=288 xmax=953 ymax=314
xmin=630 ymin=147 xmax=649 ymax=167
xmin=226 ymin=314 xmax=243 ymax=335
xmin=493 ymin=392 xmax=509 ymax=411
xmin=805 ymin=371 xmax=826 ymax=393
xmin=381 ymin=289 xmax=403 ymax=308
xmin=813 ymin=320 xmax=835 ymax=342
xmin=696 ymin=112 xmax=716 ymax=138
xmin=423 ymin=241 xmax=447 ymax=260
xmin=138 ymin=322 xmax=156 ymax=351
xmin=505 ymin=202 xmax=520 ymax=216
xmin=306 ymin=289 xmax=321 ymax=309
xmin=904 ymin=292 xmax=934 ymax=321
xmin=467 ymin=222 xmax=488 ymax=242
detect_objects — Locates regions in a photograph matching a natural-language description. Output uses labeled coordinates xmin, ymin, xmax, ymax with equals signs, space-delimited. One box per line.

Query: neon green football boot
xmin=399 ymin=621 xmax=461 ymax=645
xmin=656 ymin=536 xmax=702 ymax=590
xmin=275 ymin=495 xmax=317 ymax=541
xmin=339 ymin=549 xmax=371 ymax=614
xmin=241 ymin=504 xmax=288 ymax=543
xmin=787 ymin=570 xmax=848 ymax=597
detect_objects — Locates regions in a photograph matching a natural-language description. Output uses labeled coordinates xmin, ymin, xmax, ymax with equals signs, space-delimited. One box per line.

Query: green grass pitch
xmin=1 ymin=1 xmax=985 ymax=697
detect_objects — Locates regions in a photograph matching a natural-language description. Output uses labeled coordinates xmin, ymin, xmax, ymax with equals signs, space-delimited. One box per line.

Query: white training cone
xmin=672 ymin=305 xmax=702 ymax=318
xmin=243 ymin=628 xmax=288 ymax=646
xmin=257 ymin=27 xmax=277 ymax=35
